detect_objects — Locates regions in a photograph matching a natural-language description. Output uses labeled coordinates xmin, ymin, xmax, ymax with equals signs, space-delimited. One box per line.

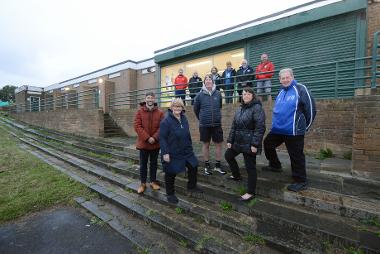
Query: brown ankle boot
xmin=137 ymin=183 xmax=146 ymax=194
xmin=150 ymin=182 xmax=160 ymax=190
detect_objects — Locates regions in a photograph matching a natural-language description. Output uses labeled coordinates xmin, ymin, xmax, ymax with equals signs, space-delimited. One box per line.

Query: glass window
xmin=160 ymin=48 xmax=244 ymax=106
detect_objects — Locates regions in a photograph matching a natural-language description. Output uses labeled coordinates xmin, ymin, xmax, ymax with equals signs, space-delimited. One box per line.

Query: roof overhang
xmin=154 ymin=0 xmax=367 ymax=63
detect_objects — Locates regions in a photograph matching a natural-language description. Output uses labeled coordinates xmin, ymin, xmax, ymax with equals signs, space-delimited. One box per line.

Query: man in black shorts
xmin=194 ymin=74 xmax=226 ymax=175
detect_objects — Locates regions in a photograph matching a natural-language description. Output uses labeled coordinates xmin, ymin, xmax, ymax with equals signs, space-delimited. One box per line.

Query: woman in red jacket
xmin=134 ymin=92 xmax=164 ymax=194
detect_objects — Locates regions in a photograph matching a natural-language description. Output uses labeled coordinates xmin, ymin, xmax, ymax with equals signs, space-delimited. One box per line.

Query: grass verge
xmin=0 ymin=125 xmax=94 ymax=223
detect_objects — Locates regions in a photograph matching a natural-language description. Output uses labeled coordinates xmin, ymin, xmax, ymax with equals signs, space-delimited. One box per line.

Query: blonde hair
xmin=170 ymin=98 xmax=185 ymax=109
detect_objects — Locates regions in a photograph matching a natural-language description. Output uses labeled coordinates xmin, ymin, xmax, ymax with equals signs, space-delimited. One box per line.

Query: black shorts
xmin=199 ymin=126 xmax=224 ymax=143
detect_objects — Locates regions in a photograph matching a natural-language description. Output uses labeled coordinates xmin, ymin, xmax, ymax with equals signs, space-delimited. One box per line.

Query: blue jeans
xmin=224 ymin=85 xmax=234 ymax=104
xmin=139 ymin=149 xmax=159 ymax=183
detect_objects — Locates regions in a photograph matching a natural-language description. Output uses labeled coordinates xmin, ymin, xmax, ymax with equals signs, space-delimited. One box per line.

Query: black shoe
xmin=287 ymin=182 xmax=307 ymax=192
xmin=167 ymin=194 xmax=179 ymax=204
xmin=227 ymin=175 xmax=242 ymax=181
xmin=261 ymin=165 xmax=283 ymax=172
xmin=204 ymin=167 xmax=213 ymax=175
xmin=187 ymin=186 xmax=203 ymax=193
xmin=239 ymin=193 xmax=256 ymax=202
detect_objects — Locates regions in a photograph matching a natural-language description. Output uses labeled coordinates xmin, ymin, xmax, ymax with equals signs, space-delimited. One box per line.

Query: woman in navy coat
xmin=160 ymin=98 xmax=200 ymax=204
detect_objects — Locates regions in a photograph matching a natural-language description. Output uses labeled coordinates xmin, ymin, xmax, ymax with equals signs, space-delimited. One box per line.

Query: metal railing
xmin=109 ymin=54 xmax=379 ymax=110
xmin=9 ymin=88 xmax=99 ymax=114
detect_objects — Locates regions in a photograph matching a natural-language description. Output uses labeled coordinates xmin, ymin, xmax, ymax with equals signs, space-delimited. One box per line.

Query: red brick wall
xmin=11 ymin=108 xmax=104 ymax=137
xmin=112 ymin=98 xmax=354 ymax=157
xmin=367 ymin=0 xmax=380 ymax=55
xmin=352 ymin=90 xmax=380 ymax=180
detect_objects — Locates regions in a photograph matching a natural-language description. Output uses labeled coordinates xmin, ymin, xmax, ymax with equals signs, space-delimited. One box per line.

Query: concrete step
xmin=15 ymin=124 xmax=380 ymax=224
xmin=17 ymin=138 xmax=281 ymax=254
xmin=8 ymin=129 xmax=380 ymax=253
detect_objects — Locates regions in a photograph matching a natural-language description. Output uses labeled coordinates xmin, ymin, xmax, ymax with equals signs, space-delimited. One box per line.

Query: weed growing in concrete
xmin=90 ymin=216 xmax=105 ymax=226
xmin=145 ymin=209 xmax=156 ymax=216
xmin=175 ymin=207 xmax=184 ymax=214
xmin=235 ymin=185 xmax=247 ymax=196
xmin=247 ymin=198 xmax=258 ymax=207
xmin=125 ymin=187 xmax=134 ymax=193
xmin=137 ymin=247 xmax=150 ymax=254
xmin=243 ymin=233 xmax=265 ymax=245
xmin=195 ymin=235 xmax=213 ymax=251
xmin=179 ymin=239 xmax=188 ymax=248
xmin=220 ymin=201 xmax=233 ymax=212
xmin=361 ymin=218 xmax=380 ymax=228
xmin=316 ymin=148 xmax=334 ymax=160
xmin=343 ymin=150 xmax=352 ymax=160
xmin=344 ymin=246 xmax=364 ymax=254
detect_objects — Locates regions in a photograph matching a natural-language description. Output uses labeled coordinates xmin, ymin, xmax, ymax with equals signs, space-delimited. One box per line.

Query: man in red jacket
xmin=174 ymin=68 xmax=188 ymax=102
xmin=134 ymin=92 xmax=164 ymax=194
xmin=255 ymin=53 xmax=275 ymax=100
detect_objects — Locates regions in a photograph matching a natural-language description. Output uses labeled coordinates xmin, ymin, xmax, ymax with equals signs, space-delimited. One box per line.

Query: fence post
xmin=334 ymin=62 xmax=339 ymax=98
xmin=372 ymin=30 xmax=380 ymax=88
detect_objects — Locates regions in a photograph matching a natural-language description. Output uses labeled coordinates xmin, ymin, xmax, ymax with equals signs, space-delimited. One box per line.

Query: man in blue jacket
xmin=194 ymin=74 xmax=225 ymax=176
xmin=263 ymin=68 xmax=316 ymax=192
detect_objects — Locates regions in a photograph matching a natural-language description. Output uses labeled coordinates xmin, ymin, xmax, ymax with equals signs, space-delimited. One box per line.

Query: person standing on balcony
xmin=236 ymin=59 xmax=254 ymax=102
xmin=210 ymin=66 xmax=222 ymax=90
xmin=160 ymin=98 xmax=201 ymax=204
xmin=193 ymin=74 xmax=226 ymax=176
xmin=188 ymin=71 xmax=203 ymax=105
xmin=174 ymin=68 xmax=188 ymax=102
xmin=262 ymin=68 xmax=316 ymax=192
xmin=134 ymin=92 xmax=164 ymax=194
xmin=255 ymin=53 xmax=275 ymax=101
xmin=221 ymin=61 xmax=237 ymax=104
xmin=225 ymin=87 xmax=265 ymax=201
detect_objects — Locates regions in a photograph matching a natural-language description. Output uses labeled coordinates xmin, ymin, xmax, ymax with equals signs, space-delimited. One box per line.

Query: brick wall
xmin=367 ymin=0 xmax=380 ymax=55
xmin=352 ymin=90 xmax=380 ymax=180
xmin=11 ymin=108 xmax=104 ymax=137
xmin=111 ymin=98 xmax=354 ymax=157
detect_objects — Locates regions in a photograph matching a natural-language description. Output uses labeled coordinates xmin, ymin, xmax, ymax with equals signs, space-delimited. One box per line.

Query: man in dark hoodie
xmin=188 ymin=71 xmax=203 ymax=105
xmin=194 ymin=74 xmax=226 ymax=176
xmin=134 ymin=92 xmax=164 ymax=194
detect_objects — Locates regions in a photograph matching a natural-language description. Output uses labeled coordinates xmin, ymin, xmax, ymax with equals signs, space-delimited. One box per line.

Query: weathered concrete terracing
xmin=1 ymin=117 xmax=380 ymax=253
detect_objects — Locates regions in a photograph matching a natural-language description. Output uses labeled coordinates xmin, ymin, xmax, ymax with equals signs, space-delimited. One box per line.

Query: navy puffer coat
xmin=159 ymin=109 xmax=198 ymax=174
xmin=193 ymin=84 xmax=222 ymax=127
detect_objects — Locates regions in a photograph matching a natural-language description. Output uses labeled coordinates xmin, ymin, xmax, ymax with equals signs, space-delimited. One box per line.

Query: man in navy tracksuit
xmin=263 ymin=68 xmax=316 ymax=192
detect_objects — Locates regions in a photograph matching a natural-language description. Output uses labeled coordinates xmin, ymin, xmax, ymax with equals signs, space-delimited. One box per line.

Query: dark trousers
xmin=190 ymin=95 xmax=196 ymax=105
xmin=264 ymin=133 xmax=306 ymax=182
xmin=224 ymin=87 xmax=234 ymax=104
xmin=139 ymin=149 xmax=159 ymax=183
xmin=165 ymin=162 xmax=197 ymax=195
xmin=175 ymin=89 xmax=186 ymax=101
xmin=225 ymin=148 xmax=257 ymax=194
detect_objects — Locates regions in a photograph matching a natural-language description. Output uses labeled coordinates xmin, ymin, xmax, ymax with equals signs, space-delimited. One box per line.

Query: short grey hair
xmin=279 ymin=68 xmax=294 ymax=77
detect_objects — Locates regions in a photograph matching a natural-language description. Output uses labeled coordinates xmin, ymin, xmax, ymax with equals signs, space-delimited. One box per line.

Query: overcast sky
xmin=0 ymin=0 xmax=314 ymax=89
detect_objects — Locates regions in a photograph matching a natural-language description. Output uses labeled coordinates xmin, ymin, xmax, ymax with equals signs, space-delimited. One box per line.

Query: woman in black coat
xmin=225 ymin=87 xmax=266 ymax=201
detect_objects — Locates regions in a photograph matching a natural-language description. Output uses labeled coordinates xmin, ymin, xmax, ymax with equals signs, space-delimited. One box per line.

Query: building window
xmin=160 ymin=48 xmax=244 ymax=105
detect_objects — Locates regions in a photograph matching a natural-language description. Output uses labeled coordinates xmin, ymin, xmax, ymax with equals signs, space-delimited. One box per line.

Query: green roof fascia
xmin=154 ymin=0 xmax=367 ymax=63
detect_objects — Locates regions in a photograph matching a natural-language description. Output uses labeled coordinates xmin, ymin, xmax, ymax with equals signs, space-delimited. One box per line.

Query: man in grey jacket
xmin=194 ymin=74 xmax=225 ymax=175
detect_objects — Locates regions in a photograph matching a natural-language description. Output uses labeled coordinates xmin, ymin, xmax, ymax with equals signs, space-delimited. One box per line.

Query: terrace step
xmin=6 ymin=127 xmax=380 ymax=253
xmin=17 ymin=137 xmax=281 ymax=254
xmin=10 ymin=121 xmax=380 ymax=223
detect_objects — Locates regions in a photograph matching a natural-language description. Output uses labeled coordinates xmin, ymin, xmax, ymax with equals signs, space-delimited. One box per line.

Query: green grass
xmin=0 ymin=125 xmax=94 ymax=223
xmin=219 ymin=201 xmax=233 ymax=212
xmin=243 ymin=233 xmax=265 ymax=245
xmin=316 ymin=148 xmax=334 ymax=160
xmin=175 ymin=207 xmax=184 ymax=214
